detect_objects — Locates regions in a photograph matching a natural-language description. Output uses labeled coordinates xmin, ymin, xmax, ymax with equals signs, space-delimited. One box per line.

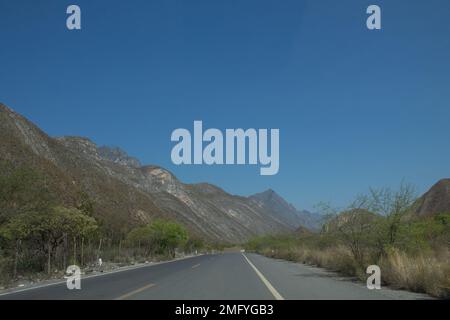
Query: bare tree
xmin=363 ymin=182 xmax=417 ymax=245
xmin=318 ymin=182 xmax=417 ymax=263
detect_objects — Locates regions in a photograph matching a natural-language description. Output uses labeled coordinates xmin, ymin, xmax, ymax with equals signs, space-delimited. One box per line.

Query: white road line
xmin=242 ymin=253 xmax=284 ymax=300
xmin=191 ymin=264 xmax=201 ymax=269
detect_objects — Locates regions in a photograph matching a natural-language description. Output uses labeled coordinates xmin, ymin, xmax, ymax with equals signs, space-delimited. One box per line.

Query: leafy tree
xmin=126 ymin=225 xmax=153 ymax=254
xmin=126 ymin=220 xmax=188 ymax=257
xmin=149 ymin=220 xmax=188 ymax=256
xmin=0 ymin=206 xmax=98 ymax=274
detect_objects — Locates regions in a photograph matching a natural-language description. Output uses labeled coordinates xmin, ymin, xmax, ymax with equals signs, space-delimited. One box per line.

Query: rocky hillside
xmin=414 ymin=179 xmax=450 ymax=217
xmin=0 ymin=103 xmax=311 ymax=242
xmin=249 ymin=189 xmax=322 ymax=230
xmin=97 ymin=146 xmax=142 ymax=168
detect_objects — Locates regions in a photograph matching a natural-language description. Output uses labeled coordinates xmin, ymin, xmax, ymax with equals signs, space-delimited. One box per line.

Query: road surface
xmin=0 ymin=252 xmax=430 ymax=300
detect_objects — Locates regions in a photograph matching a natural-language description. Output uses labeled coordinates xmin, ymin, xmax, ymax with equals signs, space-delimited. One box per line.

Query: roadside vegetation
xmin=0 ymin=162 xmax=207 ymax=287
xmin=246 ymin=184 xmax=450 ymax=298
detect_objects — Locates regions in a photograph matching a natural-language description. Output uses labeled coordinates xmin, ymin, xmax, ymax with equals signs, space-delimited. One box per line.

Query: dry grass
xmin=261 ymin=245 xmax=450 ymax=298
xmin=262 ymin=246 xmax=360 ymax=277
xmin=380 ymin=248 xmax=450 ymax=298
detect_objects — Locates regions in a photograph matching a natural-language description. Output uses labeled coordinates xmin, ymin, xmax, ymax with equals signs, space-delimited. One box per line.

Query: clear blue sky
xmin=1 ymin=0 xmax=449 ymax=210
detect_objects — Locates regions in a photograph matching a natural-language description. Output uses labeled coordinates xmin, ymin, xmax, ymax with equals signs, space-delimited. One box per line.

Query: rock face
xmin=98 ymin=146 xmax=142 ymax=168
xmin=0 ymin=103 xmax=314 ymax=242
xmin=249 ymin=189 xmax=322 ymax=230
xmin=414 ymin=179 xmax=450 ymax=217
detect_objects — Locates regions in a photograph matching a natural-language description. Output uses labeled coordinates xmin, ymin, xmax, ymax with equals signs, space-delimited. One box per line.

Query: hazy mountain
xmin=249 ymin=189 xmax=322 ymax=230
xmin=414 ymin=179 xmax=450 ymax=217
xmin=0 ymin=103 xmax=312 ymax=242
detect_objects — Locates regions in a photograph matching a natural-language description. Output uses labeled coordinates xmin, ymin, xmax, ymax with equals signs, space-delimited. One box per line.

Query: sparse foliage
xmin=247 ymin=183 xmax=450 ymax=298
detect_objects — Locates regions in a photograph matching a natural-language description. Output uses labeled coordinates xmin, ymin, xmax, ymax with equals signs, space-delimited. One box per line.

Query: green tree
xmin=149 ymin=220 xmax=188 ymax=256
xmin=0 ymin=206 xmax=98 ymax=275
xmin=126 ymin=224 xmax=153 ymax=254
xmin=126 ymin=220 xmax=188 ymax=257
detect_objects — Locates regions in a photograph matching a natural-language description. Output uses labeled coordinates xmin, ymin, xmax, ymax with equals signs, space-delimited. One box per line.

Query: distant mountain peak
xmin=249 ymin=189 xmax=322 ymax=230
xmin=253 ymin=188 xmax=281 ymax=199
xmin=251 ymin=189 xmax=296 ymax=210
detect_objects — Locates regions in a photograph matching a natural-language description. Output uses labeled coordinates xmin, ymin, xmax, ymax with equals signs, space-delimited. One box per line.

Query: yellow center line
xmin=114 ymin=283 xmax=156 ymax=300
xmin=191 ymin=263 xmax=201 ymax=269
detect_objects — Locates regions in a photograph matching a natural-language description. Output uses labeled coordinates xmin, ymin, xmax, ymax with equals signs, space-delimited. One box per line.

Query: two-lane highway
xmin=0 ymin=253 xmax=431 ymax=300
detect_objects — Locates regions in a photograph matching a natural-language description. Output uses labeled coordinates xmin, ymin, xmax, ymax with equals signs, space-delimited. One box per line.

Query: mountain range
xmin=2 ymin=103 xmax=448 ymax=243
xmin=0 ymin=103 xmax=321 ymax=243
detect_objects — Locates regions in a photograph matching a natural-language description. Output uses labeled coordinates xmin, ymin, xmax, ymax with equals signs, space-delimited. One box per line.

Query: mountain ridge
xmin=249 ymin=189 xmax=322 ymax=230
xmin=0 ymin=103 xmax=314 ymax=242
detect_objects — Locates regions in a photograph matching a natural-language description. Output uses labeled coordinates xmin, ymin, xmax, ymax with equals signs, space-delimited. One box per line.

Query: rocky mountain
xmin=414 ymin=179 xmax=450 ymax=217
xmin=0 ymin=103 xmax=312 ymax=242
xmin=97 ymin=146 xmax=142 ymax=168
xmin=249 ymin=189 xmax=322 ymax=230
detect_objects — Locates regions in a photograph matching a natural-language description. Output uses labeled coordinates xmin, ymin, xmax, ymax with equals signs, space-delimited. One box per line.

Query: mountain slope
xmin=0 ymin=103 xmax=307 ymax=242
xmin=414 ymin=179 xmax=450 ymax=217
xmin=249 ymin=189 xmax=322 ymax=230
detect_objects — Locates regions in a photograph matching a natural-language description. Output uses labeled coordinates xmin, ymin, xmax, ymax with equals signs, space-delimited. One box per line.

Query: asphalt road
xmin=0 ymin=252 xmax=430 ymax=300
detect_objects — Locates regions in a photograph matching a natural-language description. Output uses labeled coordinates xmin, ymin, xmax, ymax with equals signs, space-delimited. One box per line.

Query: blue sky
xmin=1 ymin=0 xmax=449 ymax=210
